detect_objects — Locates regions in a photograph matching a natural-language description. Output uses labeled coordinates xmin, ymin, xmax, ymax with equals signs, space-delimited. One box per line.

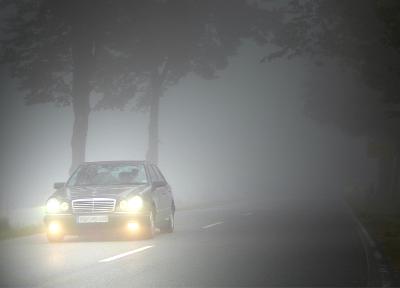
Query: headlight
xmin=60 ymin=201 xmax=69 ymax=212
xmin=119 ymin=196 xmax=143 ymax=212
xmin=128 ymin=196 xmax=144 ymax=211
xmin=46 ymin=198 xmax=69 ymax=213
xmin=119 ymin=199 xmax=128 ymax=211
xmin=46 ymin=198 xmax=60 ymax=213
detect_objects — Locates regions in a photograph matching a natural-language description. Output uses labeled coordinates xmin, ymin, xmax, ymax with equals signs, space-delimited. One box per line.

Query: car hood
xmin=64 ymin=184 xmax=150 ymax=200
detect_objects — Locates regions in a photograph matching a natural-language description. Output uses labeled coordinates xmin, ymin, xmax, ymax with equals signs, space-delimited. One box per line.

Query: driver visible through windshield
xmin=67 ymin=163 xmax=148 ymax=186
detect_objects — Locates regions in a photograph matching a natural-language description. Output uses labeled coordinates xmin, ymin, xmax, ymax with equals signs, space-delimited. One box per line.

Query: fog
xmin=2 ymin=2 xmax=400 ymax=287
xmin=0 ymin=41 xmax=376 ymax=225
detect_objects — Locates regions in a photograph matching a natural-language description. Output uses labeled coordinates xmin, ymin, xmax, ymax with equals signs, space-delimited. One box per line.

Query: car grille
xmin=72 ymin=198 xmax=116 ymax=214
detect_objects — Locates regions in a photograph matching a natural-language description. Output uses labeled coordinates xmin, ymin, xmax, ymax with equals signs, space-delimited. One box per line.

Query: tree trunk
xmin=146 ymin=77 xmax=162 ymax=165
xmin=70 ymin=93 xmax=90 ymax=175
xmin=69 ymin=30 xmax=94 ymax=174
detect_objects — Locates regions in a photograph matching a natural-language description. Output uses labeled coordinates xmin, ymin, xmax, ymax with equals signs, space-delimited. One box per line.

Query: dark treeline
xmin=268 ymin=0 xmax=400 ymax=210
xmin=1 ymin=0 xmax=400 ymax=209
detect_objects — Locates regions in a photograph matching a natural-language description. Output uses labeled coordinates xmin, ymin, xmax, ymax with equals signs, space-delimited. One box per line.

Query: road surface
xmin=0 ymin=193 xmax=383 ymax=287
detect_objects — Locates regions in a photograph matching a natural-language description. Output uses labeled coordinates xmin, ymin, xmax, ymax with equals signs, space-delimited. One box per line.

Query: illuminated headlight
xmin=46 ymin=198 xmax=69 ymax=213
xmin=119 ymin=199 xmax=128 ymax=211
xmin=129 ymin=196 xmax=144 ymax=211
xmin=46 ymin=198 xmax=60 ymax=213
xmin=60 ymin=201 xmax=69 ymax=212
xmin=119 ymin=196 xmax=143 ymax=212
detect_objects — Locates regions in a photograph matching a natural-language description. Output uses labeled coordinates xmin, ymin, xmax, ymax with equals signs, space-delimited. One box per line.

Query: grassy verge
xmin=0 ymin=217 xmax=43 ymax=240
xmin=347 ymin=195 xmax=400 ymax=271
xmin=357 ymin=212 xmax=400 ymax=271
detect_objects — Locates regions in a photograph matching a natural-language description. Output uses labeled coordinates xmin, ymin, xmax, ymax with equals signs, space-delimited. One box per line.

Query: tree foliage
xmin=268 ymin=0 xmax=400 ymax=138
xmin=266 ymin=0 xmax=400 ymax=205
xmin=0 ymin=0 xmax=283 ymax=166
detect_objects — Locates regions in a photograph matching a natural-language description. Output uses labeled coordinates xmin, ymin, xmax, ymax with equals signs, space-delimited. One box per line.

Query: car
xmin=43 ymin=161 xmax=175 ymax=242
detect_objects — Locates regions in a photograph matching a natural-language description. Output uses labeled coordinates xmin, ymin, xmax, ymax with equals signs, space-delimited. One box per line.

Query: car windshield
xmin=67 ymin=163 xmax=148 ymax=186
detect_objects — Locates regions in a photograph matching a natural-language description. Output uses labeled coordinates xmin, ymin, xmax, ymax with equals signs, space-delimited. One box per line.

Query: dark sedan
xmin=43 ymin=161 xmax=175 ymax=242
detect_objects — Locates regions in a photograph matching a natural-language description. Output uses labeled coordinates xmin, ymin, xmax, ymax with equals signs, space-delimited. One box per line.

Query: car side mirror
xmin=153 ymin=181 xmax=165 ymax=188
xmin=54 ymin=182 xmax=66 ymax=189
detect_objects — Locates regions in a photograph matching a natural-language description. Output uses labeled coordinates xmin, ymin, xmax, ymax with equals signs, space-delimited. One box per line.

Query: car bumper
xmin=44 ymin=212 xmax=150 ymax=235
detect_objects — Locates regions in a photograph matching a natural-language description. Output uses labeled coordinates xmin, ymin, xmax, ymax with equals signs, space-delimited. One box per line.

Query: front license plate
xmin=77 ymin=215 xmax=109 ymax=224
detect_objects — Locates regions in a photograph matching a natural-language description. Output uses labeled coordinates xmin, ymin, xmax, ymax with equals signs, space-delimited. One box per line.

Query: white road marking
xmin=99 ymin=245 xmax=154 ymax=263
xmin=202 ymin=221 xmax=224 ymax=229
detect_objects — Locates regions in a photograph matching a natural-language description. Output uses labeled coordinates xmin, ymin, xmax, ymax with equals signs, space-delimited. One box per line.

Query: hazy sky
xmin=0 ymin=41 xmax=376 ymax=213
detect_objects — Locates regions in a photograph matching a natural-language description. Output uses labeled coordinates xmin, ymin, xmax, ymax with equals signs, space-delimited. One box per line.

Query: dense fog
xmin=2 ymin=0 xmax=398 ymax=230
xmin=2 ymin=2 xmax=400 ymax=286
xmin=0 ymin=42 xmax=376 ymax=225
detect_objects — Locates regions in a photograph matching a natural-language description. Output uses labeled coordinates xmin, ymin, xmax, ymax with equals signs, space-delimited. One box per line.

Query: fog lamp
xmin=48 ymin=222 xmax=61 ymax=234
xmin=127 ymin=222 xmax=140 ymax=231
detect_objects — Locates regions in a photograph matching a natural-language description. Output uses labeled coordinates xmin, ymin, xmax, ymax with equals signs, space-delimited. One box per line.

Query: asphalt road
xmin=0 ymin=193 xmax=382 ymax=287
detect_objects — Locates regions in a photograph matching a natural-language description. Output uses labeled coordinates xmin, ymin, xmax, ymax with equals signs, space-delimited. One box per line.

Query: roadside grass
xmin=346 ymin=194 xmax=400 ymax=271
xmin=0 ymin=217 xmax=43 ymax=240
xmin=358 ymin=212 xmax=400 ymax=271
